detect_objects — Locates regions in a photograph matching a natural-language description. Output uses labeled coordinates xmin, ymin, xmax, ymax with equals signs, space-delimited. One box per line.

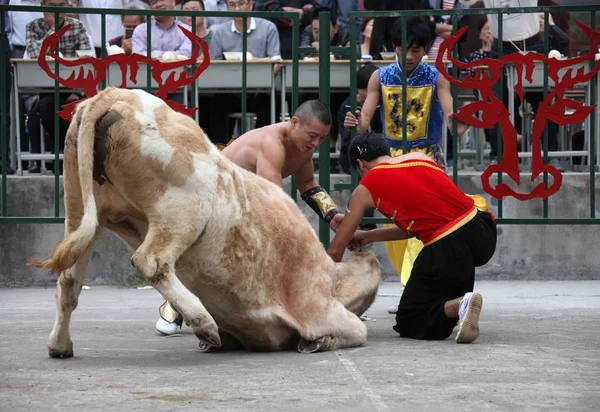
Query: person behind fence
xmin=154 ymin=100 xmax=345 ymax=336
xmin=106 ymin=0 xmax=149 ymax=55
xmin=327 ymin=131 xmax=497 ymax=344
xmin=68 ymin=0 xmax=128 ymax=58
xmin=466 ymin=0 xmax=564 ymax=171
xmin=25 ymin=0 xmax=92 ymax=174
xmin=343 ymin=16 xmax=470 ymax=307
xmin=180 ymin=0 xmax=213 ymax=47
xmin=299 ymin=6 xmax=353 ymax=60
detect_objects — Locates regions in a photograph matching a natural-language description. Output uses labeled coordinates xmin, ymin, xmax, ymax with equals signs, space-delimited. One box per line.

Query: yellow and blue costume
xmin=377 ymin=61 xmax=445 ymax=287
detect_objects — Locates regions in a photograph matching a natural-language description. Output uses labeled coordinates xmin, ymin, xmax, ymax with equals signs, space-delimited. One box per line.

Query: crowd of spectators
xmin=0 ymin=0 xmax=591 ymax=175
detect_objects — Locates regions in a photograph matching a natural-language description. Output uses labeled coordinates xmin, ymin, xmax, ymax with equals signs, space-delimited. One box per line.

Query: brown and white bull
xmin=31 ymin=87 xmax=381 ymax=358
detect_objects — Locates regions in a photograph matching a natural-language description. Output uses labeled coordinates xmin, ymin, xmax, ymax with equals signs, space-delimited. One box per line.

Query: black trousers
xmin=393 ymin=210 xmax=497 ymax=340
xmin=26 ymin=94 xmax=70 ymax=156
xmin=1 ymin=35 xmax=11 ymax=166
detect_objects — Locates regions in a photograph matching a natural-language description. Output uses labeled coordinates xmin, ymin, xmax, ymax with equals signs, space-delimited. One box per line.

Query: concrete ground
xmin=0 ymin=281 xmax=599 ymax=412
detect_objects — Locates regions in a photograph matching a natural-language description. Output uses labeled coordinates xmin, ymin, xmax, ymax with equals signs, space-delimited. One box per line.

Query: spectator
xmin=537 ymin=12 xmax=569 ymax=57
xmin=7 ymin=0 xmax=43 ymax=58
xmin=209 ymin=0 xmax=281 ymax=60
xmin=0 ymin=0 xmax=15 ymax=174
xmin=300 ymin=6 xmax=354 ymax=59
xmin=132 ymin=0 xmax=192 ymax=58
xmin=259 ymin=0 xmax=317 ymax=59
xmin=69 ymin=0 xmax=128 ymax=57
xmin=338 ymin=63 xmax=381 ymax=175
xmin=2 ymin=0 xmax=43 ymax=175
xmin=204 ymin=0 xmax=231 ymax=28
xmin=181 ymin=0 xmax=213 ymax=47
xmin=107 ymin=0 xmax=149 ymax=54
xmin=426 ymin=0 xmax=469 ymax=61
xmin=360 ymin=17 xmax=373 ymax=57
xmin=475 ymin=0 xmax=563 ymax=170
xmin=25 ymin=0 xmax=91 ymax=173
xmin=208 ymin=0 xmax=281 ymax=143
xmin=318 ymin=0 xmax=361 ymax=45
xmin=363 ymin=0 xmax=430 ymax=59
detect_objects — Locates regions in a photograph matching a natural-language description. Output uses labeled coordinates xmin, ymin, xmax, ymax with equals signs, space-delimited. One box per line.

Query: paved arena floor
xmin=1 ymin=281 xmax=599 ymax=411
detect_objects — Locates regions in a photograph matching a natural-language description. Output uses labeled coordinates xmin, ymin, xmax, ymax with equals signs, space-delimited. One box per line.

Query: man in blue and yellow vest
xmin=344 ymin=16 xmax=473 ymax=313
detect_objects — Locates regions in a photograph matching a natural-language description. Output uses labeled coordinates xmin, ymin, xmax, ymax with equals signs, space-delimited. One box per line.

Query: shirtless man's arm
xmin=255 ymin=137 xmax=286 ymax=187
xmin=343 ymin=70 xmax=380 ymax=133
xmin=294 ymin=158 xmax=344 ymax=231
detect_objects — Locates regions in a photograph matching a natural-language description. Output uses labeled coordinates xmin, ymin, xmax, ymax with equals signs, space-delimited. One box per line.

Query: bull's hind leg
xmin=334 ymin=251 xmax=381 ymax=317
xmin=48 ymin=231 xmax=100 ymax=358
xmin=130 ymin=224 xmax=221 ymax=348
xmin=298 ymin=302 xmax=368 ymax=354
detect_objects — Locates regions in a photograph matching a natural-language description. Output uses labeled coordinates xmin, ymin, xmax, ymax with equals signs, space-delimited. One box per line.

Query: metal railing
xmin=333 ymin=5 xmax=600 ymax=242
xmin=1 ymin=5 xmax=599 ymax=250
xmin=0 ymin=5 xmax=302 ymax=223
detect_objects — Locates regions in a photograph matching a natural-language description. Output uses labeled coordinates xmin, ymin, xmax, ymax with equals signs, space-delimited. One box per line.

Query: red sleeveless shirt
xmin=360 ymin=159 xmax=477 ymax=245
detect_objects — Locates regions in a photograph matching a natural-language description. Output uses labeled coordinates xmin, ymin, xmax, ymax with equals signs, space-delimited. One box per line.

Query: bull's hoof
xmin=198 ymin=341 xmax=216 ymax=353
xmin=48 ymin=342 xmax=74 ymax=359
xmin=193 ymin=324 xmax=222 ymax=349
xmin=297 ymin=336 xmax=330 ymax=354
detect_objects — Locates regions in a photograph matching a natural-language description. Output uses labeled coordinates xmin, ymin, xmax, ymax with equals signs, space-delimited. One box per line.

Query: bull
xmin=31 ymin=87 xmax=381 ymax=358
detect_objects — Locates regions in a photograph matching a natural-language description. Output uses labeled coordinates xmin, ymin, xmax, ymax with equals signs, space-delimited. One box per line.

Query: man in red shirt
xmin=328 ymin=131 xmax=497 ymax=343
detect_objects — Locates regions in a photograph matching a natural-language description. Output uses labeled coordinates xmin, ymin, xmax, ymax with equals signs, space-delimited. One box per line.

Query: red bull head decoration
xmin=37 ymin=23 xmax=210 ymax=120
xmin=435 ymin=21 xmax=600 ymax=201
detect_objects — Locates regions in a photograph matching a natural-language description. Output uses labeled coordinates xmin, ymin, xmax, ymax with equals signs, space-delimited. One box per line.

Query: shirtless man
xmin=155 ymin=99 xmax=345 ymax=335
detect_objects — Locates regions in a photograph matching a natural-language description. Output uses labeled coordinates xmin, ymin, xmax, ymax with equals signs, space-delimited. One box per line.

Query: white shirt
xmin=8 ymin=0 xmax=43 ymax=47
xmin=76 ymin=0 xmax=127 ymax=48
xmin=483 ymin=0 xmax=539 ymax=42
xmin=230 ymin=17 xmax=256 ymax=34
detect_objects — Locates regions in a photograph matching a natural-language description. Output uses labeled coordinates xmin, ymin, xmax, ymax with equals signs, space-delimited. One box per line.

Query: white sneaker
xmin=155 ymin=316 xmax=182 ymax=335
xmin=456 ymin=292 xmax=483 ymax=344
xmin=387 ymin=305 xmax=398 ymax=314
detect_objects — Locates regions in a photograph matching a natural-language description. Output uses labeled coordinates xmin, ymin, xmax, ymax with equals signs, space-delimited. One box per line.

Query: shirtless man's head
xmin=287 ymin=100 xmax=332 ymax=153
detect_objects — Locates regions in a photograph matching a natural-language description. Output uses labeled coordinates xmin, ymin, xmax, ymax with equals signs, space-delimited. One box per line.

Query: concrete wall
xmin=1 ymin=172 xmax=599 ymax=287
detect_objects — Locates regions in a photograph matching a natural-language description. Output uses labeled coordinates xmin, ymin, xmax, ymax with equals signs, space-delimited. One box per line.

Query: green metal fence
xmin=1 ymin=5 xmax=599 ymax=250
xmin=334 ymin=6 xmax=600 ymax=245
xmin=0 ymin=5 xmax=302 ymax=223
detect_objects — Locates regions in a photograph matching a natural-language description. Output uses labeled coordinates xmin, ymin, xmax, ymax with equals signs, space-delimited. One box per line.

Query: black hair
xmin=349 ymin=131 xmax=390 ymax=170
xmin=311 ymin=6 xmax=338 ymax=26
xmin=477 ymin=17 xmax=488 ymax=34
xmin=294 ymin=100 xmax=332 ymax=126
xmin=181 ymin=0 xmax=205 ymax=9
xmin=390 ymin=16 xmax=433 ymax=50
xmin=357 ymin=63 xmax=378 ymax=89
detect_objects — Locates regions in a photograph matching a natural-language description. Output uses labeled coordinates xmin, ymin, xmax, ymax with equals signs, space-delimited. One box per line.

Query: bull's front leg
xmin=130 ymin=226 xmax=221 ymax=349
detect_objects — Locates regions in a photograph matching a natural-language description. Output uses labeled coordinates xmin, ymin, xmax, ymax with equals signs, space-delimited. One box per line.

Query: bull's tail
xmin=30 ymin=96 xmax=111 ymax=274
